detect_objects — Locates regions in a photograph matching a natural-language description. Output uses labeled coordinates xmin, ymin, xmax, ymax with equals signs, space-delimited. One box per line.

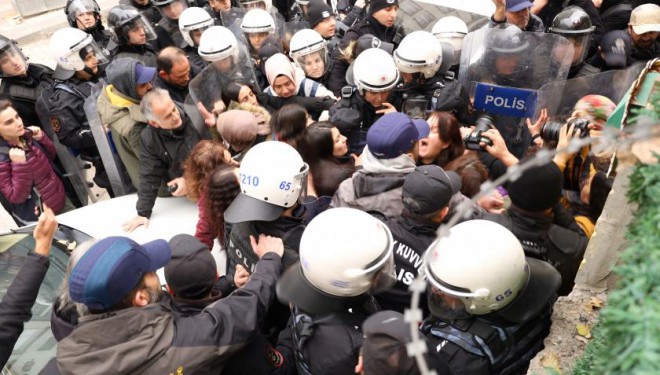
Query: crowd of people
xmin=0 ymin=0 xmax=658 ymax=373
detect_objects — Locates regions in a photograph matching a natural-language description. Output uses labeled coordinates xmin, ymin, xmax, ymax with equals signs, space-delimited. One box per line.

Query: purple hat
xmin=69 ymin=236 xmax=171 ymax=311
xmin=367 ymin=112 xmax=429 ymax=159
xmin=506 ymin=0 xmax=533 ymax=12
xmin=135 ymin=62 xmax=156 ymax=85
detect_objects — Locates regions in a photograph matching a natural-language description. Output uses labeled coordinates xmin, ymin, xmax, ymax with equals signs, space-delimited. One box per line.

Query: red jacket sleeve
xmin=195 ymin=193 xmax=215 ymax=250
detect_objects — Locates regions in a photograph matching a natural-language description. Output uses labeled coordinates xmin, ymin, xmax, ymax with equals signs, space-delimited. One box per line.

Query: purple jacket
xmin=0 ymin=130 xmax=66 ymax=215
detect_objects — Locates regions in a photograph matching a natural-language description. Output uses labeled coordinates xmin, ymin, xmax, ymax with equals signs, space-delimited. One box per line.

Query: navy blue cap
xmin=69 ymin=236 xmax=171 ymax=310
xmin=367 ymin=112 xmax=429 ymax=159
xmin=135 ymin=63 xmax=156 ymax=84
xmin=506 ymin=0 xmax=533 ymax=12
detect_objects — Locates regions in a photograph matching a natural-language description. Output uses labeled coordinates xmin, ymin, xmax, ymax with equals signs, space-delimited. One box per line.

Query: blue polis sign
xmin=473 ymin=83 xmax=538 ymax=118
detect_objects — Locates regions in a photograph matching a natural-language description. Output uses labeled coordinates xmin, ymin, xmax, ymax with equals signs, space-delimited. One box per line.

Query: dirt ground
xmin=527 ymin=288 xmax=609 ymax=374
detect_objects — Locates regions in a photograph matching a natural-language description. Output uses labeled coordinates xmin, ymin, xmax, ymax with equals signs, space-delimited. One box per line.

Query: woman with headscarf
xmin=263 ymin=53 xmax=336 ymax=100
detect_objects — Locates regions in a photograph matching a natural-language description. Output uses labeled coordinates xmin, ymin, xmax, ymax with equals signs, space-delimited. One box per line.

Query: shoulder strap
xmin=54 ymin=82 xmax=87 ymax=100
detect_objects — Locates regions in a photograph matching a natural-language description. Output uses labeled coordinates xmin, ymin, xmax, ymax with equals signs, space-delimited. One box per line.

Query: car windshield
xmin=0 ymin=233 xmax=69 ymax=374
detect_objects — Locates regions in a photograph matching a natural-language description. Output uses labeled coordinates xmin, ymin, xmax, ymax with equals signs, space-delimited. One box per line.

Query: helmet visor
xmin=402 ymin=97 xmax=429 ymax=119
xmin=295 ymin=162 xmax=310 ymax=205
xmin=120 ymin=15 xmax=158 ymax=44
xmin=157 ymin=0 xmax=187 ymax=20
xmin=67 ymin=0 xmax=98 ymax=27
xmin=558 ymin=33 xmax=591 ymax=66
xmin=241 ymin=0 xmax=268 ymax=11
xmin=294 ymin=49 xmax=327 ymax=79
xmin=187 ymin=24 xmax=212 ymax=47
xmin=342 ymin=229 xmax=396 ymax=295
xmin=74 ymin=37 xmax=109 ymax=72
xmin=0 ymin=43 xmax=28 ymax=78
xmin=427 ymin=285 xmax=472 ymax=320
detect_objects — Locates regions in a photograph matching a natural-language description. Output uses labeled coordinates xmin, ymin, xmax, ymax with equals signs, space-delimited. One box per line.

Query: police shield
xmin=83 ymin=82 xmax=135 ymax=197
xmin=35 ymin=93 xmax=96 ymax=207
xmin=459 ymin=27 xmax=574 ymax=99
xmin=188 ymin=39 xmax=259 ymax=120
xmin=217 ymin=6 xmax=246 ymax=28
xmin=535 ymin=63 xmax=647 ymax=120
xmin=457 ymin=27 xmax=574 ymax=157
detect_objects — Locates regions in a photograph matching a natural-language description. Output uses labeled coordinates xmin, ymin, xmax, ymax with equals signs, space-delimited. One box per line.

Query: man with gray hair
xmin=123 ymin=88 xmax=209 ymax=232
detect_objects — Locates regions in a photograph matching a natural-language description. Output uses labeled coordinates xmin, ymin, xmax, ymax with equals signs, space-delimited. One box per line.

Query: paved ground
xmin=0 ymin=0 xmax=120 ymax=232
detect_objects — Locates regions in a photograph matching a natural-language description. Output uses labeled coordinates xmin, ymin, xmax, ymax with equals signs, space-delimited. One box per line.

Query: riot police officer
xmin=421 ymin=220 xmax=561 ymax=374
xmin=289 ymin=29 xmax=332 ymax=87
xmin=276 ymin=207 xmax=396 ymax=375
xmin=328 ymin=0 xmax=405 ymax=94
xmin=432 ymin=16 xmax=468 ymax=74
xmin=0 ymin=36 xmax=54 ymax=130
xmin=329 ymin=47 xmax=400 ymax=155
xmin=153 ymin=0 xmax=189 ymax=50
xmin=548 ymin=6 xmax=601 ymax=78
xmin=43 ymin=28 xmax=113 ymax=193
xmin=391 ymin=30 xmax=457 ymax=118
xmin=119 ymin=0 xmax=162 ymax=25
xmin=107 ymin=5 xmax=159 ymax=66
xmin=64 ymin=0 xmax=114 ymax=51
xmin=178 ymin=7 xmax=213 ymax=72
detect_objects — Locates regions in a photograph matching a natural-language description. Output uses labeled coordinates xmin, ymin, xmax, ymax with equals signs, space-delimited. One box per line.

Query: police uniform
xmin=115 ymin=43 xmax=158 ymax=67
xmin=40 ymin=77 xmax=112 ymax=191
xmin=422 ymin=255 xmax=561 ymax=375
xmin=390 ymin=71 xmax=457 ymax=118
xmin=0 ymin=64 xmax=54 ymax=129
xmin=155 ymin=17 xmax=188 ymax=51
xmin=328 ymin=87 xmax=385 ymax=155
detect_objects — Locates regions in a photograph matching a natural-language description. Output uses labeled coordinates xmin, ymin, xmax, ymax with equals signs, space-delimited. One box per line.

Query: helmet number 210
xmin=240 ymin=173 xmax=260 ymax=187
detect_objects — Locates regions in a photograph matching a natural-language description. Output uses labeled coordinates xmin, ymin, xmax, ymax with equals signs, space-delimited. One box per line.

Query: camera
xmin=541 ymin=117 xmax=590 ymax=142
xmin=168 ymin=183 xmax=178 ymax=194
xmin=463 ymin=114 xmax=495 ymax=151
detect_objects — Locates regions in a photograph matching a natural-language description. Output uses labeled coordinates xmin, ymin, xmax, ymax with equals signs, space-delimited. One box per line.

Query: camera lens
xmin=540 ymin=120 xmax=563 ymax=142
xmin=474 ymin=114 xmax=494 ymax=132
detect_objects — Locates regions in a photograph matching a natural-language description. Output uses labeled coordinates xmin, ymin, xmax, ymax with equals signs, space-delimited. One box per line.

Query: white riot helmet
xmin=239 ymin=0 xmax=273 ymax=12
xmin=224 ymin=141 xmax=309 ymax=223
xmin=49 ymin=27 xmax=108 ymax=80
xmin=425 ymin=220 xmax=528 ymax=319
xmin=352 ymin=47 xmax=400 ymax=95
xmin=241 ymin=8 xmax=276 ymax=34
xmin=179 ymin=7 xmax=214 ymax=47
xmin=198 ymin=26 xmax=240 ymax=62
xmin=289 ymin=29 xmax=328 ymax=79
xmin=277 ymin=208 xmax=396 ymax=313
xmin=394 ymin=31 xmax=442 ymax=79
xmin=432 ymin=16 xmax=468 ymax=65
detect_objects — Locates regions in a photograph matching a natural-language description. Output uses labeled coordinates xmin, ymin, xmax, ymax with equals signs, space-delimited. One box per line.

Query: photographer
xmin=465 ymin=112 xmax=547 ymax=180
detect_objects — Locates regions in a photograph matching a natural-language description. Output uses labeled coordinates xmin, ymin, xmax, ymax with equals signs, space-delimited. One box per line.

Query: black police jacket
xmin=327 ymin=16 xmax=405 ymax=94
xmin=0 ymin=64 xmax=54 ymax=129
xmin=390 ymin=72 xmax=456 ymax=115
xmin=44 ymin=78 xmax=98 ymax=153
xmin=115 ymin=44 xmax=158 ymax=67
xmin=378 ymin=215 xmax=435 ymax=315
xmin=285 ymin=297 xmax=379 ymax=375
xmin=136 ymin=112 xmax=205 ymax=218
xmin=328 ymin=89 xmax=382 ymax=155
xmin=483 ymin=204 xmax=588 ymax=296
